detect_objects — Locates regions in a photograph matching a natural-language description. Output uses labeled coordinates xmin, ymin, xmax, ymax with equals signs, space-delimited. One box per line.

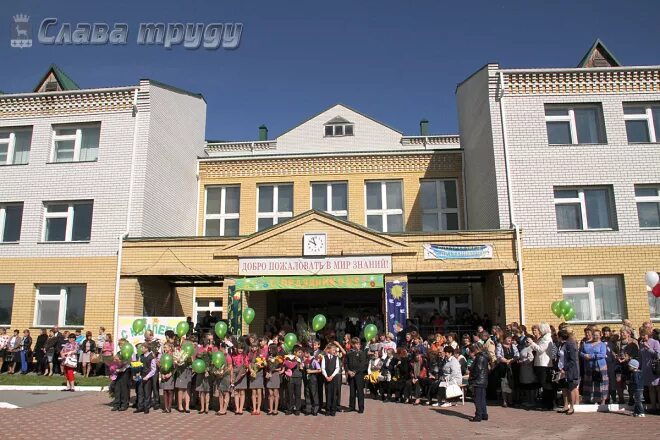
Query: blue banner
xmin=423 ymin=244 xmax=493 ymax=260
xmin=385 ymin=281 xmax=408 ymax=336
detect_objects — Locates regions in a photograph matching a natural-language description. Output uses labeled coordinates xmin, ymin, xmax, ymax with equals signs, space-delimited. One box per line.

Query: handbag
xmin=64 ymin=355 xmax=77 ymax=368
xmin=90 ymin=353 xmax=101 ymax=364
xmin=443 ymin=379 xmax=463 ymax=399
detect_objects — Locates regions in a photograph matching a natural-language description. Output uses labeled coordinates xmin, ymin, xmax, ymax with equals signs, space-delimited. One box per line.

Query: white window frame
xmin=635 ymin=185 xmax=660 ymax=229
xmin=204 ymin=185 xmax=240 ymax=236
xmin=420 ymin=179 xmax=459 ymax=231
xmin=623 ymin=104 xmax=658 ymax=143
xmin=649 ymin=285 xmax=660 ymax=322
xmin=194 ymin=298 xmax=224 ymax=324
xmin=50 ymin=125 xmax=99 ymax=163
xmin=553 ymin=187 xmax=614 ymax=231
xmin=256 ymin=184 xmax=293 ymax=231
xmin=33 ymin=285 xmax=85 ymax=328
xmin=365 ymin=180 xmax=404 ymax=232
xmin=0 ymin=203 xmax=22 ymax=242
xmin=562 ymin=277 xmax=624 ymax=323
xmin=545 ymin=105 xmax=605 ymax=145
xmin=324 ymin=124 xmax=354 ymax=137
xmin=0 ymin=128 xmax=31 ymax=165
xmin=310 ymin=181 xmax=348 ymax=218
xmin=42 ymin=201 xmax=93 ymax=242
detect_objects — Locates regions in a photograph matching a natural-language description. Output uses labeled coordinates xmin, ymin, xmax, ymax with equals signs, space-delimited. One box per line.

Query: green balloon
xmin=132 ymin=318 xmax=146 ymax=334
xmin=214 ymin=321 xmax=228 ymax=339
xmin=551 ymin=301 xmax=563 ymax=319
xmin=559 ymin=300 xmax=572 ymax=316
xmin=176 ymin=321 xmax=189 ymax=338
xmin=211 ymin=351 xmax=226 ymax=369
xmin=120 ymin=343 xmax=134 ymax=361
xmin=282 ymin=342 xmax=293 ymax=353
xmin=363 ymin=324 xmax=378 ymax=341
xmin=564 ymin=308 xmax=577 ymax=321
xmin=243 ymin=308 xmax=255 ymax=325
xmin=192 ymin=359 xmax=207 ymax=374
xmin=160 ymin=353 xmax=173 ymax=372
xmin=284 ymin=332 xmax=297 ymax=347
xmin=312 ymin=314 xmax=327 ymax=332
xmin=181 ymin=341 xmax=195 ymax=357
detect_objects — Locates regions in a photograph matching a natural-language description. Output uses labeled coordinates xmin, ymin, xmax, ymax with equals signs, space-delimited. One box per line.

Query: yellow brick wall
xmin=0 ymin=256 xmax=117 ymax=333
xmin=523 ymin=245 xmax=660 ymax=328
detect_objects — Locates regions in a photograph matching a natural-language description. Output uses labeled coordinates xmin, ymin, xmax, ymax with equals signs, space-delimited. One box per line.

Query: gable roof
xmin=33 ymin=64 xmax=80 ymax=92
xmin=577 ymin=39 xmax=621 ymax=68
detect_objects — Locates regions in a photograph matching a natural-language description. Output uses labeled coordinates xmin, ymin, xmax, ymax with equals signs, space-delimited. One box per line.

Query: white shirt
xmin=321 ymin=354 xmax=340 ymax=379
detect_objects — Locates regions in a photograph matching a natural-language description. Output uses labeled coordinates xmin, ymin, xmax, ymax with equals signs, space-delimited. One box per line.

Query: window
xmin=257 ymin=184 xmax=293 ymax=231
xmin=545 ymin=105 xmax=606 ymax=144
xmin=0 ymin=127 xmax=32 ymax=165
xmin=43 ymin=201 xmax=93 ymax=242
xmin=0 ymin=285 xmax=14 ymax=325
xmin=623 ymin=104 xmax=660 ymax=143
xmin=562 ymin=276 xmax=625 ymax=322
xmin=649 ymin=286 xmax=660 ymax=321
xmin=420 ymin=179 xmax=459 ymax=231
xmin=34 ymin=285 xmax=86 ymax=327
xmin=0 ymin=203 xmax=23 ymax=242
xmin=635 ymin=185 xmax=660 ymax=228
xmin=365 ymin=180 xmax=403 ymax=232
xmin=51 ymin=124 xmax=100 ymax=162
xmin=195 ymin=298 xmax=223 ymax=327
xmin=553 ymin=187 xmax=614 ymax=230
xmin=205 ymin=186 xmax=240 ymax=236
xmin=311 ymin=182 xmax=348 ymax=220
xmin=324 ymin=123 xmax=354 ymax=137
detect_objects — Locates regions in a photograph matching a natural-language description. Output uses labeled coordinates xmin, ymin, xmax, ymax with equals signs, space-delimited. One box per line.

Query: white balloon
xmin=645 ymin=271 xmax=660 ymax=288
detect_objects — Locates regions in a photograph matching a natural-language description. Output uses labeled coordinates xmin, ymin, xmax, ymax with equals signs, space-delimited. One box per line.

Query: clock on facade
xmin=303 ymin=233 xmax=327 ymax=256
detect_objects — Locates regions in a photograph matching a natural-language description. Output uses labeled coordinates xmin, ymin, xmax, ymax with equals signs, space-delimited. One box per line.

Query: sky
xmin=2 ymin=0 xmax=659 ymax=141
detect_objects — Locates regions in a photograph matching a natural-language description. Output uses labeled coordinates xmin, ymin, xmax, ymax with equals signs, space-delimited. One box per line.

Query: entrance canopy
xmin=235 ymin=274 xmax=384 ymax=291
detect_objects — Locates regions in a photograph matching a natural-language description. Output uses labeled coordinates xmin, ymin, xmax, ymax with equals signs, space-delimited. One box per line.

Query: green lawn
xmin=0 ymin=373 xmax=110 ymax=387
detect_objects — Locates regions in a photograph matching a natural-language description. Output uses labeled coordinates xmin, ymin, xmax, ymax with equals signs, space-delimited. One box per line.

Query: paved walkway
xmin=0 ymin=388 xmax=657 ymax=439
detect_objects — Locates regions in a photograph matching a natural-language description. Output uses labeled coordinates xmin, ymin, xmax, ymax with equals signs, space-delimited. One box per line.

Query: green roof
xmin=33 ymin=64 xmax=80 ymax=92
xmin=577 ymin=39 xmax=621 ymax=68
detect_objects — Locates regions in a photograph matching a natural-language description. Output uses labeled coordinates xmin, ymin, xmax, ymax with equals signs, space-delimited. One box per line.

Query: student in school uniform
xmin=134 ymin=343 xmax=157 ymax=414
xmin=346 ymin=337 xmax=368 ymax=413
xmin=321 ymin=344 xmax=341 ymax=416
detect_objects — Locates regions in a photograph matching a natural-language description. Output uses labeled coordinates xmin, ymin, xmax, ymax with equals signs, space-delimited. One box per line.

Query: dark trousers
xmin=325 ymin=377 xmax=340 ymax=414
xmin=304 ymin=375 xmax=320 ymax=414
xmin=633 ymin=389 xmax=644 ymax=415
xmin=473 ymin=386 xmax=487 ymax=420
xmin=287 ymin=378 xmax=302 ymax=412
xmin=150 ymin=374 xmax=160 ymax=408
xmin=113 ymin=370 xmax=130 ymax=409
xmin=348 ymin=373 xmax=365 ymax=412
xmin=137 ymin=377 xmax=153 ymax=411
xmin=317 ymin=375 xmax=325 ymax=408
xmin=535 ymin=366 xmax=554 ymax=409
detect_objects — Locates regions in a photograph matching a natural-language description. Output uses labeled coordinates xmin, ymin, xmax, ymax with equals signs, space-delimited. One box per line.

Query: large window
xmin=635 ymin=185 xmax=660 ymax=228
xmin=0 ymin=127 xmax=32 ymax=165
xmin=257 ymin=184 xmax=293 ymax=231
xmin=649 ymin=285 xmax=660 ymax=321
xmin=0 ymin=285 xmax=14 ymax=326
xmin=624 ymin=104 xmax=660 ymax=143
xmin=51 ymin=124 xmax=100 ymax=163
xmin=0 ymin=203 xmax=23 ymax=242
xmin=195 ymin=298 xmax=223 ymax=328
xmin=34 ymin=285 xmax=86 ymax=327
xmin=553 ymin=187 xmax=615 ymax=230
xmin=311 ymin=182 xmax=348 ymax=220
xmin=365 ymin=180 xmax=403 ymax=232
xmin=420 ymin=179 xmax=459 ymax=231
xmin=545 ymin=104 xmax=606 ymax=145
xmin=43 ymin=201 xmax=93 ymax=242
xmin=562 ymin=276 xmax=625 ymax=322
xmin=205 ymin=186 xmax=240 ymax=236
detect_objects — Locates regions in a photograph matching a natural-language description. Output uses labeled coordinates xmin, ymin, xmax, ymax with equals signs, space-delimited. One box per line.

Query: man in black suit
xmin=321 ymin=345 xmax=340 ymax=416
xmin=346 ymin=337 xmax=368 ymax=413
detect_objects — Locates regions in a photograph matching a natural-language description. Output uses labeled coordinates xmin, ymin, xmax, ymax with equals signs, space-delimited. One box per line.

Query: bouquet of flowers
xmin=249 ymin=356 xmax=266 ymax=378
xmin=173 ymin=348 xmax=190 ymax=369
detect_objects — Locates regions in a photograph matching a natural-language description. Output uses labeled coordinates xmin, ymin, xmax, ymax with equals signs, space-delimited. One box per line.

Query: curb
xmin=0 ymin=385 xmax=107 ymax=392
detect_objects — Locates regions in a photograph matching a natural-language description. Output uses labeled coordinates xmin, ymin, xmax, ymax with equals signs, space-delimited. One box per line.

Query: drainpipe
xmin=113 ymin=87 xmax=140 ymax=348
xmin=497 ymin=71 xmax=526 ymax=325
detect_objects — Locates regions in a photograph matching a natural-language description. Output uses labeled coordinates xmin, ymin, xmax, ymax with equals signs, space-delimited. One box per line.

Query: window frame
xmin=256 ymin=183 xmax=293 ymax=231
xmin=42 ymin=201 xmax=93 ymax=242
xmin=544 ymin=104 xmax=606 ymax=145
xmin=194 ymin=298 xmax=224 ymax=327
xmin=324 ymin=123 xmax=355 ymax=137
xmin=553 ymin=187 xmax=615 ymax=231
xmin=562 ymin=276 xmax=625 ymax=323
xmin=50 ymin=124 xmax=100 ymax=163
xmin=203 ymin=185 xmax=240 ymax=237
xmin=634 ymin=185 xmax=660 ymax=229
xmin=0 ymin=127 xmax=32 ymax=165
xmin=0 ymin=284 xmax=14 ymax=326
xmin=623 ymin=103 xmax=659 ymax=143
xmin=364 ymin=180 xmax=404 ymax=233
xmin=0 ymin=202 xmax=24 ymax=243
xmin=33 ymin=284 xmax=86 ymax=328
xmin=420 ymin=179 xmax=460 ymax=231
xmin=310 ymin=181 xmax=348 ymax=219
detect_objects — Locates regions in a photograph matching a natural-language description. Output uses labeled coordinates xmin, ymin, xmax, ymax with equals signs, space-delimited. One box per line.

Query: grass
xmin=0 ymin=373 xmax=110 ymax=387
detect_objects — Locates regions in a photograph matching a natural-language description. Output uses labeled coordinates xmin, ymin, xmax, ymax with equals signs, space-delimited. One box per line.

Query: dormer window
xmin=324 ymin=116 xmax=354 ymax=137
